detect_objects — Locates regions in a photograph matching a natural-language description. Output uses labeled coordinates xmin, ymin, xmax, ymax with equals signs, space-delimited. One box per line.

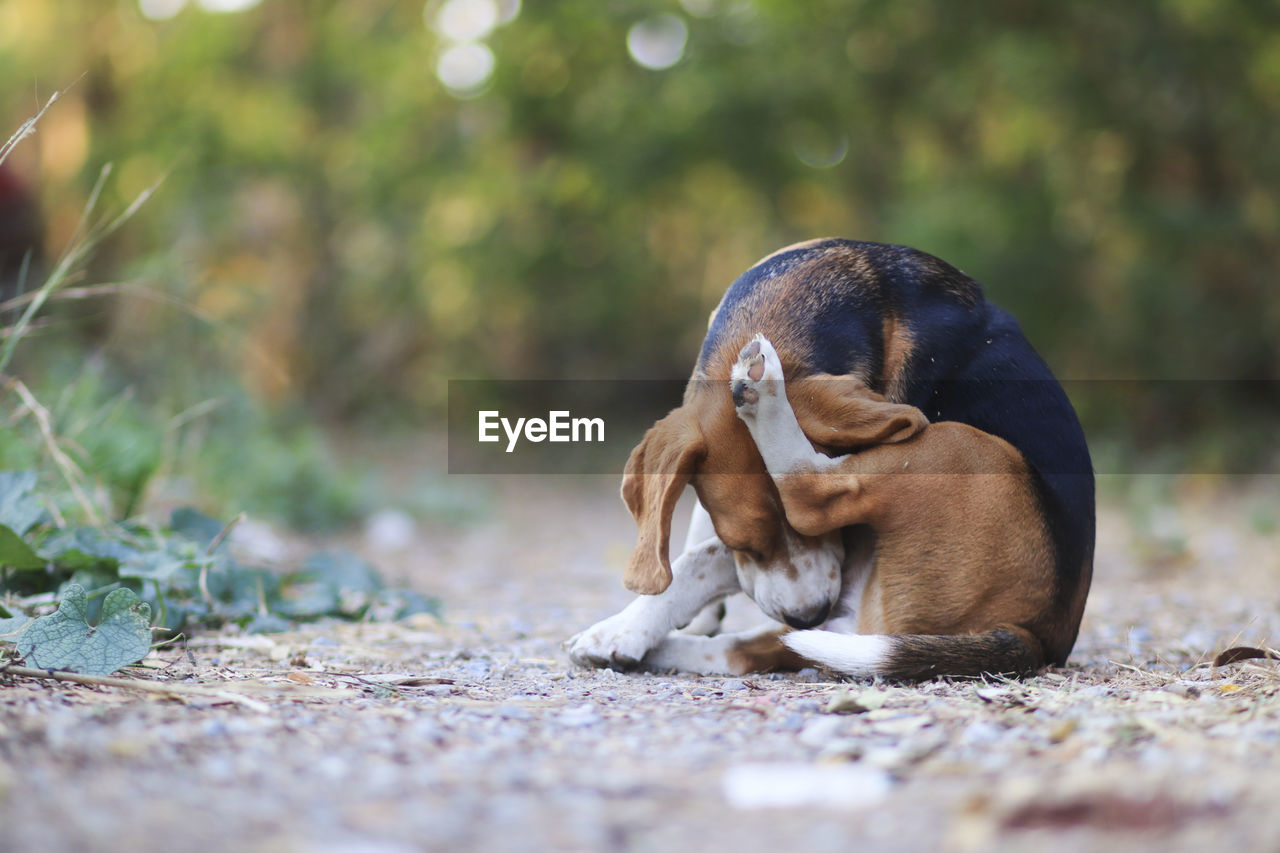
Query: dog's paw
xmin=730 ymin=334 xmax=784 ymax=415
xmin=641 ymin=634 xmax=742 ymax=675
xmin=677 ymin=600 xmax=727 ymax=637
xmin=566 ymin=613 xmax=663 ymax=670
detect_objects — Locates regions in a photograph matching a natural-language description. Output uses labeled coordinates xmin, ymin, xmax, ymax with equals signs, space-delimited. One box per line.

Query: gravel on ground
xmin=3 ymin=473 xmax=1280 ymax=853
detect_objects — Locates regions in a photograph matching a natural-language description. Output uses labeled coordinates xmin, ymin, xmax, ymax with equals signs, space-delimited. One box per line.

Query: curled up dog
xmin=567 ymin=239 xmax=1095 ymax=680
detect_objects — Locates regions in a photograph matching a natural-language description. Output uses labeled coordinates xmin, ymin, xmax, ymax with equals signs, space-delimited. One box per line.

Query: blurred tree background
xmin=2 ymin=0 xmax=1278 ymax=509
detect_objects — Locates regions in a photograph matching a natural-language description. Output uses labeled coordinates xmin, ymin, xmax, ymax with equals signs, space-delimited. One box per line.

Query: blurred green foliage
xmin=0 ymin=470 xmax=441 ymax=648
xmin=0 ymin=357 xmax=371 ymax=530
xmin=2 ymin=0 xmax=1278 ymax=461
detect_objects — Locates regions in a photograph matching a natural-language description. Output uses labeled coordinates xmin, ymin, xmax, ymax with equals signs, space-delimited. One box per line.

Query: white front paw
xmin=566 ymin=612 xmax=663 ymax=669
xmin=730 ymin=334 xmax=785 ymax=418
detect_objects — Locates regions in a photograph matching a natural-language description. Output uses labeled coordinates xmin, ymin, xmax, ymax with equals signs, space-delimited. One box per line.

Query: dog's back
xmin=698 ymin=238 xmax=1095 ymax=664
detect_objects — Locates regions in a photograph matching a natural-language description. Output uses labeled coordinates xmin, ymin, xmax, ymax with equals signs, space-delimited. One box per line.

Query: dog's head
xmin=619 ymin=384 xmax=836 ymax=629
xmin=621 ymin=366 xmax=922 ymax=628
xmin=620 ymin=240 xmax=936 ymax=628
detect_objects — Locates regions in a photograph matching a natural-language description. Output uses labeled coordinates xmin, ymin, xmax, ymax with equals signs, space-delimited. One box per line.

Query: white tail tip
xmin=783 ymin=631 xmax=890 ymax=678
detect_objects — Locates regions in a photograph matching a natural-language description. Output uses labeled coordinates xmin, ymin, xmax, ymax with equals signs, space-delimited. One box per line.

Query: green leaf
xmin=0 ymin=614 xmax=31 ymax=639
xmin=0 ymin=471 xmax=46 ymax=536
xmin=243 ymin=613 xmax=291 ymax=634
xmin=16 ymin=584 xmax=153 ymax=675
xmin=301 ymin=550 xmax=384 ymax=594
xmin=376 ymin=588 xmax=443 ymax=621
xmin=61 ymin=571 xmax=140 ymax=623
xmin=206 ymin=565 xmax=279 ymax=619
xmin=273 ymin=576 xmax=340 ymax=620
xmin=0 ymin=523 xmax=45 ymax=570
xmin=272 ymin=549 xmax=386 ymax=620
xmin=43 ymin=527 xmax=140 ymax=572
xmin=169 ymin=507 xmax=229 ymax=552
xmin=119 ymin=550 xmax=191 ymax=583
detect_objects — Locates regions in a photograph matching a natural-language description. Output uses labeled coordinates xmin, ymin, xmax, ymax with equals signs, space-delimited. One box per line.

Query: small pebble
xmin=557 ymin=703 xmax=600 ymax=727
xmin=461 ymin=660 xmax=492 ymax=678
xmin=1163 ymin=681 xmax=1201 ymax=699
xmin=497 ymin=704 xmax=533 ymax=721
xmin=777 ymin=712 xmax=807 ymax=732
xmin=722 ymin=763 xmax=890 ymax=809
xmin=799 ymin=716 xmax=847 ymax=747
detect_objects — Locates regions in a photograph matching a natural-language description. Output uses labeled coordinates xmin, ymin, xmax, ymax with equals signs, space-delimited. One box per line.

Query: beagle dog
xmin=568 ymin=239 xmax=1094 ymax=680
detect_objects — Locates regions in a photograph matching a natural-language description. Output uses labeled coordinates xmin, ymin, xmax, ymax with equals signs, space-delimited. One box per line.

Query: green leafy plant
xmin=0 ymin=475 xmax=442 ymax=674
xmin=1 ymin=100 xmax=440 ymax=677
xmin=15 ymin=585 xmax=152 ymax=676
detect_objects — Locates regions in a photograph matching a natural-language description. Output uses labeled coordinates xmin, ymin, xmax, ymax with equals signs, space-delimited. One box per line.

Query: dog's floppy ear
xmin=620 ymin=407 xmax=706 ymax=595
xmin=789 ymin=375 xmax=928 ymax=449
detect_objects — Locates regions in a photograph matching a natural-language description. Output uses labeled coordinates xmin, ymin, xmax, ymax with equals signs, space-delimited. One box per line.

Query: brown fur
xmin=777 ymin=423 xmax=1055 ymax=641
xmin=621 ymin=240 xmax=1073 ymax=680
xmin=724 ymin=628 xmax=810 ymax=674
xmin=879 ymin=317 xmax=914 ymax=402
xmin=621 ymin=408 xmax=705 ymax=594
xmin=711 ymin=414 xmax=1055 ymax=678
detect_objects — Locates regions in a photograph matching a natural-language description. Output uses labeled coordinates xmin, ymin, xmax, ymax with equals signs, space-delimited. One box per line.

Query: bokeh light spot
xmin=196 ymin=0 xmax=262 ymax=12
xmin=431 ymin=0 xmax=499 ymax=42
xmin=790 ymin=122 xmax=849 ymax=169
xmin=679 ymin=0 xmax=717 ymax=18
xmin=139 ymin=0 xmax=186 ymax=21
xmin=495 ymin=0 xmax=520 ymax=25
xmin=627 ymin=14 xmax=688 ymax=71
xmin=437 ymin=42 xmax=496 ymax=96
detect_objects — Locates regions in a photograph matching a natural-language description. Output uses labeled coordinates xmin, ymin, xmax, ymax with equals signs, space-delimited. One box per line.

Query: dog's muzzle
xmin=782 ymin=600 xmax=832 ymax=631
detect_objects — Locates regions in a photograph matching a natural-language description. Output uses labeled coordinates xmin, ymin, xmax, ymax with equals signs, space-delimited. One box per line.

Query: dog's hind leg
xmin=674 ymin=500 xmax=729 ymax=637
xmin=730 ymin=334 xmax=926 ymax=536
xmin=729 ymin=337 xmax=1048 ymax=680
xmin=678 ymin=601 xmax=728 ymax=637
xmin=567 ymin=509 xmax=740 ymax=670
xmin=643 ymin=624 xmax=807 ymax=676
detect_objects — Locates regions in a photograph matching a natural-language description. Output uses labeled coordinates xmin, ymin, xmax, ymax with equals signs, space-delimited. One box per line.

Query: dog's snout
xmin=782 ymin=600 xmax=832 ymax=631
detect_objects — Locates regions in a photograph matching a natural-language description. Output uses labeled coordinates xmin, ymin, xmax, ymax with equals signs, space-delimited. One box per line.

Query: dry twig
xmin=6 ymin=378 xmax=103 ymax=526
xmin=0 ymin=663 xmax=270 ymax=711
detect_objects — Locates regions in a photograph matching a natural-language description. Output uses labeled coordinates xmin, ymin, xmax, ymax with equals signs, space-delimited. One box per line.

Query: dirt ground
xmin=3 ymin=471 xmax=1280 ymax=853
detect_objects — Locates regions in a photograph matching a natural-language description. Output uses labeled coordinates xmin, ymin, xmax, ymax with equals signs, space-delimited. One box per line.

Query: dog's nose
xmin=782 ymin=601 xmax=832 ymax=631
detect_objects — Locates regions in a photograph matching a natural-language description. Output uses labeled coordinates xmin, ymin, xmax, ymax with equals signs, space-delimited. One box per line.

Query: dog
xmin=568 ymin=239 xmax=1094 ymax=680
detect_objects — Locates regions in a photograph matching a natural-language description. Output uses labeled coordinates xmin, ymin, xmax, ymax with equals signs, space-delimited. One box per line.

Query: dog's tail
xmin=782 ymin=625 xmax=1045 ymax=680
